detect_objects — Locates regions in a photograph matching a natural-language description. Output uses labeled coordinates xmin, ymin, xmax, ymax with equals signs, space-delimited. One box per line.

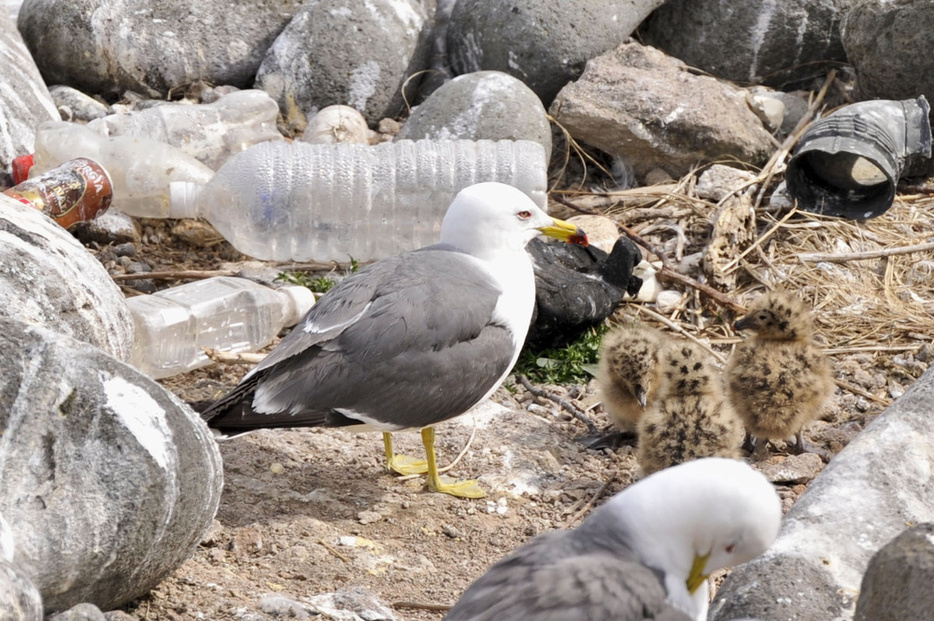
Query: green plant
xmin=275 ymin=271 xmax=336 ymax=294
xmin=513 ymin=324 xmax=608 ymax=385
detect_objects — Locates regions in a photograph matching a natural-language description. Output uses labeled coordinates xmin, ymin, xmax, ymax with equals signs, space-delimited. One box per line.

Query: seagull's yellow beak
xmin=539 ymin=217 xmax=589 ymax=246
xmin=686 ymin=552 xmax=711 ymax=594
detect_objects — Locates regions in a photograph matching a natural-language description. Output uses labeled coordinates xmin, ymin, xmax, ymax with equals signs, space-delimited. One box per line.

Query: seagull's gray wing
xmin=444 ymin=531 xmax=692 ymax=621
xmin=202 ymin=247 xmax=519 ymax=431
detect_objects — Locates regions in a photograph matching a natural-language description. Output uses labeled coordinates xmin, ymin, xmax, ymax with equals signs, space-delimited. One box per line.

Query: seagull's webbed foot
xmin=421 ymin=427 xmax=487 ymax=499
xmin=383 ymin=432 xmax=429 ymax=475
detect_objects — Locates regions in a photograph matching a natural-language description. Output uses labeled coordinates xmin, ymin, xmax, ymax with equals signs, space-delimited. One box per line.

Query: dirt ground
xmin=94 ymin=210 xmax=914 ymax=621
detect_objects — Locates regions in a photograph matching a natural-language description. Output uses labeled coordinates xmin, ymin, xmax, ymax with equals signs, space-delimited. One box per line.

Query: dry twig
xmin=518 ymin=375 xmax=599 ymax=434
xmin=563 ymin=472 xmax=617 ymax=528
xmin=798 ymin=240 xmax=934 ymax=263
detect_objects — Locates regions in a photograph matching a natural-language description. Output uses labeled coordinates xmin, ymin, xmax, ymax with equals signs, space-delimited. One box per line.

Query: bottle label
xmin=2 ymin=158 xmax=113 ymax=229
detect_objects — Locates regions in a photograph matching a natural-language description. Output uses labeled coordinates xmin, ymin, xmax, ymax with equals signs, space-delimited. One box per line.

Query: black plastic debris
xmin=786 ymin=95 xmax=933 ymax=220
xmin=526 ymin=235 xmax=643 ymax=349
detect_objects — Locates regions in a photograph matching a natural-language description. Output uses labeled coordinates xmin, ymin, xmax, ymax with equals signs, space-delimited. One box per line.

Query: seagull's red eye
xmin=517 ymin=210 xmax=531 ymax=219
xmin=725 ymin=544 xmax=735 ymax=554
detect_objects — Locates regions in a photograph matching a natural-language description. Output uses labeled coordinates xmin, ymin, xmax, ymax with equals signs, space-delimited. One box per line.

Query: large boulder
xmin=446 ymin=0 xmax=664 ymax=106
xmin=842 ymin=0 xmax=934 ymax=101
xmin=709 ymin=365 xmax=934 ymax=620
xmin=256 ymin=0 xmax=432 ymax=127
xmin=641 ymin=0 xmax=851 ymax=87
xmin=0 ymin=560 xmax=42 ymax=621
xmin=549 ymin=42 xmax=775 ymax=180
xmin=0 ymin=194 xmax=134 ymax=360
xmin=16 ymin=0 xmax=303 ymax=99
xmin=854 ymin=523 xmax=934 ymax=621
xmin=0 ymin=12 xmax=58 ymax=187
xmin=397 ymin=71 xmax=552 ymax=160
xmin=0 ymin=318 xmax=224 ymax=612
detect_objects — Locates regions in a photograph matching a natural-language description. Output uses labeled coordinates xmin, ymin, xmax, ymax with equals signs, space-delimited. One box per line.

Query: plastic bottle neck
xmin=168 ymin=181 xmax=205 ymax=218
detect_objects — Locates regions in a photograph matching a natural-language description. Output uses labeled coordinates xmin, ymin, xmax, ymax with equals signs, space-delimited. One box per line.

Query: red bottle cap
xmin=11 ymin=154 xmax=34 ymax=185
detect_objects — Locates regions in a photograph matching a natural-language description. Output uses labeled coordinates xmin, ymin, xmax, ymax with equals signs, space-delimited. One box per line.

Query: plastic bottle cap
xmin=11 ymin=154 xmax=35 ymax=185
xmin=278 ymin=285 xmax=316 ymax=326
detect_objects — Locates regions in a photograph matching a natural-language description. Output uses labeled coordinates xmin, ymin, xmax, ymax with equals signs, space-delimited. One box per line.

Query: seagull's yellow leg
xmin=383 ymin=432 xmax=428 ymax=475
xmin=422 ymin=427 xmax=486 ymax=498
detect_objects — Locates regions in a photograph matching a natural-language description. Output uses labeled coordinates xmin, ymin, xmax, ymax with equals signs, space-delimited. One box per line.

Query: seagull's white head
xmin=598 ymin=458 xmax=782 ymax=620
xmin=440 ymin=182 xmax=587 ymax=260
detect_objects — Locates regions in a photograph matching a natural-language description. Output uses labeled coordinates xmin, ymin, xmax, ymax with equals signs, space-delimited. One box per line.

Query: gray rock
xmin=754 ymin=453 xmax=825 ymax=485
xmin=397 ymin=71 xmax=552 ymax=160
xmin=446 ymin=0 xmax=664 ymax=105
xmin=17 ymin=0 xmax=302 ymax=99
xmin=0 ymin=194 xmax=134 ymax=361
xmin=416 ymin=0 xmax=456 ymax=101
xmin=0 ymin=560 xmax=42 ymax=621
xmin=549 ymin=42 xmax=774 ymax=179
xmin=0 ymin=513 xmax=12 ymax=562
xmin=0 ymin=12 xmax=58 ymax=187
xmin=854 ymin=523 xmax=934 ymax=621
xmin=256 ymin=0 xmax=432 ymax=127
xmin=48 ymin=603 xmax=106 ymax=621
xmin=710 ymin=365 xmax=934 ymax=620
xmin=641 ymin=0 xmax=850 ymax=87
xmin=843 ymin=0 xmax=934 ymax=100
xmin=695 ymin=165 xmax=758 ymax=202
xmin=48 ymin=85 xmax=111 ymax=122
xmin=303 ymin=587 xmax=397 ymax=621
xmin=0 ymin=318 xmax=224 ymax=612
xmin=70 ymin=209 xmax=141 ymax=247
xmin=258 ymin=595 xmax=312 ymax=620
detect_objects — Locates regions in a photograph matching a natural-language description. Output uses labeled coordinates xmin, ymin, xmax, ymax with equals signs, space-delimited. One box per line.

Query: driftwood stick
xmin=518 ymin=375 xmax=599 ymax=435
xmin=798 ymin=240 xmax=934 ymax=263
xmin=393 ymin=602 xmax=453 ymax=612
xmin=202 ymin=348 xmax=267 ymax=365
xmin=834 ymin=378 xmax=890 ymax=406
xmin=111 ymin=269 xmax=238 ymax=281
xmin=563 ymin=473 xmax=617 ymax=528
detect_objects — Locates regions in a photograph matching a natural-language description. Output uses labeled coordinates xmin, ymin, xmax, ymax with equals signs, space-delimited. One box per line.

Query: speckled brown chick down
xmin=725 ymin=290 xmax=835 ymax=452
xmin=636 ymin=340 xmax=744 ymax=475
xmin=597 ymin=323 xmax=666 ymax=431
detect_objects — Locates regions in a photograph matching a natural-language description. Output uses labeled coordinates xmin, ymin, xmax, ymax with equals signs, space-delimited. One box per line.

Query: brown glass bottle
xmin=3 ymin=158 xmax=113 ymax=229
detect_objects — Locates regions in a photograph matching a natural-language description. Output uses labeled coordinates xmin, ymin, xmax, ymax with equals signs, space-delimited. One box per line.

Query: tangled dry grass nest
xmin=546 ymin=91 xmax=933 ymax=418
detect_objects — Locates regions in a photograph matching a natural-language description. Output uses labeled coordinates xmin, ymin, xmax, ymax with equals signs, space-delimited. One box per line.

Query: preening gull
xmin=200 ymin=182 xmax=588 ymax=498
xmin=442 ymin=458 xmax=782 ymax=621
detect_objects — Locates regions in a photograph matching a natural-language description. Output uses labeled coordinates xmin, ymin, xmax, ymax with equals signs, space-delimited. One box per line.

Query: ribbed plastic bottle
xmin=30 ymin=121 xmax=215 ymax=218
xmin=86 ymin=90 xmax=283 ymax=170
xmin=126 ymin=276 xmax=315 ymax=379
xmin=168 ymin=139 xmax=548 ymax=262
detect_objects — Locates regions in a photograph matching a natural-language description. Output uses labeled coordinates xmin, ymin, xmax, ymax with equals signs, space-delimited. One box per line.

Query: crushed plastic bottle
xmin=30 ymin=120 xmax=215 ymax=218
xmin=168 ymin=138 xmax=548 ymax=262
xmin=3 ymin=158 xmax=112 ymax=228
xmin=126 ymin=276 xmax=315 ymax=379
xmin=86 ymin=90 xmax=283 ymax=170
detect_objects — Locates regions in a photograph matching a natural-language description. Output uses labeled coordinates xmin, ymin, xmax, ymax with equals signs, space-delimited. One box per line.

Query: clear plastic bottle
xmin=86 ymin=90 xmax=283 ymax=170
xmin=126 ymin=276 xmax=315 ymax=379
xmin=30 ymin=121 xmax=215 ymax=218
xmin=168 ymin=138 xmax=548 ymax=262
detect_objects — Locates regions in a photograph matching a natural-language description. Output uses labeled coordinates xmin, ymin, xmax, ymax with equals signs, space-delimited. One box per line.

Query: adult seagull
xmin=442 ymin=458 xmax=782 ymax=620
xmin=200 ymin=182 xmax=588 ymax=497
